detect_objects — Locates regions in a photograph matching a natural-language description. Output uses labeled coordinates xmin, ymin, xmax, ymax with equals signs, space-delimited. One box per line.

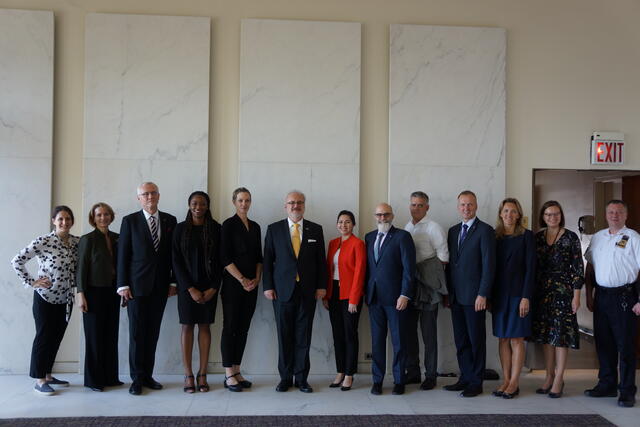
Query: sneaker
xmin=34 ymin=383 xmax=55 ymax=395
xmin=46 ymin=377 xmax=69 ymax=387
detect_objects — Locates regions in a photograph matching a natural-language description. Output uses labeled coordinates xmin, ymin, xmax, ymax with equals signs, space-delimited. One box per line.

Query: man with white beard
xmin=365 ymin=203 xmax=416 ymax=396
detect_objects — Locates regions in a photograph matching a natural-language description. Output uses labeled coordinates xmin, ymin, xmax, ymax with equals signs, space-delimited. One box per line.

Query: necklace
xmin=545 ymin=228 xmax=561 ymax=246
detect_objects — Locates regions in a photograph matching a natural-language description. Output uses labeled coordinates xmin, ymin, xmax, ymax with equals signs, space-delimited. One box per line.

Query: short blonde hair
xmin=88 ymin=202 xmax=115 ymax=228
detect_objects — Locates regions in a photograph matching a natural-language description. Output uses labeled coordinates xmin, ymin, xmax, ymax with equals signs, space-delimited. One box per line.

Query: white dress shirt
xmin=585 ymin=226 xmax=640 ymax=288
xmin=405 ymin=216 xmax=449 ymax=263
xmin=287 ymin=217 xmax=304 ymax=241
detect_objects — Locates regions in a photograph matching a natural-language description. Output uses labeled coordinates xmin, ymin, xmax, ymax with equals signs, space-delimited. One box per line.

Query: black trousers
xmin=220 ymin=279 xmax=258 ymax=367
xmin=406 ymin=303 xmax=439 ymax=379
xmin=328 ymin=281 xmax=362 ymax=375
xmin=127 ymin=285 xmax=168 ymax=382
xmin=594 ymin=285 xmax=638 ymax=397
xmin=451 ymin=303 xmax=486 ymax=388
xmin=83 ymin=287 xmax=120 ymax=388
xmin=30 ymin=291 xmax=69 ymax=379
xmin=273 ymin=285 xmax=315 ymax=383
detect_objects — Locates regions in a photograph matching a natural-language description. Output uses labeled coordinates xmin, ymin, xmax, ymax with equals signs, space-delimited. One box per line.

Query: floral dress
xmin=530 ymin=229 xmax=584 ymax=348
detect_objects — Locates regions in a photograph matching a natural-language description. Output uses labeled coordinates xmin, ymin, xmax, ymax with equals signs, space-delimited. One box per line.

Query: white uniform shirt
xmin=405 ymin=216 xmax=449 ymax=263
xmin=584 ymin=226 xmax=640 ymax=288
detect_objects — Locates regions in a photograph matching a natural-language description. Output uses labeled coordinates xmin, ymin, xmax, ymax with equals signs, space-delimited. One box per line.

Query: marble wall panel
xmin=239 ymin=19 xmax=361 ymax=374
xmin=0 ymin=9 xmax=54 ymax=374
xmin=83 ymin=13 xmax=210 ymax=374
xmin=389 ymin=24 xmax=506 ymax=372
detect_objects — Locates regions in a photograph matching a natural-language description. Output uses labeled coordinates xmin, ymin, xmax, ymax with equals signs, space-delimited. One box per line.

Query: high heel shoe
xmin=183 ymin=375 xmax=195 ymax=394
xmin=536 ymin=386 xmax=551 ymax=394
xmin=548 ymin=382 xmax=564 ymax=398
xmin=492 ymin=389 xmax=504 ymax=397
xmin=502 ymin=388 xmax=520 ymax=399
xmin=223 ymin=373 xmax=242 ymax=392
xmin=196 ymin=372 xmax=209 ymax=392
xmin=341 ymin=376 xmax=353 ymax=391
xmin=330 ymin=375 xmax=345 ymax=388
xmin=236 ymin=373 xmax=252 ymax=389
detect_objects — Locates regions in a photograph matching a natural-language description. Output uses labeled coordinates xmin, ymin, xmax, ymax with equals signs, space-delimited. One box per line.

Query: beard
xmin=377 ymin=222 xmax=392 ymax=233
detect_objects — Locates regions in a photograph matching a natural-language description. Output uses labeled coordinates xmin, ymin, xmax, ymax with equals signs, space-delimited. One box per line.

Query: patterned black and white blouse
xmin=11 ymin=231 xmax=80 ymax=306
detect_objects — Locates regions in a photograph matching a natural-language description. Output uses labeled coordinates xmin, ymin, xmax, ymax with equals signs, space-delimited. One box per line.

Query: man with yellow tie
xmin=263 ymin=191 xmax=327 ymax=393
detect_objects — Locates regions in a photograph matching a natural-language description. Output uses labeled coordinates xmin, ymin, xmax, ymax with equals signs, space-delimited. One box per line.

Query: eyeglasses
xmin=375 ymin=213 xmax=392 ymax=217
xmin=139 ymin=191 xmax=158 ymax=198
xmin=286 ymin=201 xmax=305 ymax=206
xmin=544 ymin=212 xmax=561 ymax=217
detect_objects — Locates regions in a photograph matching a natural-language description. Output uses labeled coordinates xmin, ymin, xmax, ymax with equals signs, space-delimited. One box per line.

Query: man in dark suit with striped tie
xmin=117 ymin=182 xmax=177 ymax=395
xmin=444 ymin=190 xmax=495 ymax=397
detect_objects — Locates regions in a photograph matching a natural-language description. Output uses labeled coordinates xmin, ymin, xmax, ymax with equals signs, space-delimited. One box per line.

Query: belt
xmin=596 ymin=283 xmax=635 ymax=294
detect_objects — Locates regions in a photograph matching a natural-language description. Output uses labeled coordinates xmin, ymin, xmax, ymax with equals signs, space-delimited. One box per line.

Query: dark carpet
xmin=0 ymin=414 xmax=614 ymax=426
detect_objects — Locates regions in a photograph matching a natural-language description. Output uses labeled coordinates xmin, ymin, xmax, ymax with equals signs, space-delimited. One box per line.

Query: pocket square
xmin=308 ymin=239 xmax=317 ymax=243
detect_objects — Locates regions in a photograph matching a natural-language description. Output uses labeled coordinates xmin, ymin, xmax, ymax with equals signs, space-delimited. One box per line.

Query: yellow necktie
xmin=292 ymin=223 xmax=301 ymax=281
xmin=292 ymin=223 xmax=301 ymax=257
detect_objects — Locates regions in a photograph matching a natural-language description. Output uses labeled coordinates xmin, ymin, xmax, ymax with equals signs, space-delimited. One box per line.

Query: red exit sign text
xmin=591 ymin=132 xmax=624 ymax=165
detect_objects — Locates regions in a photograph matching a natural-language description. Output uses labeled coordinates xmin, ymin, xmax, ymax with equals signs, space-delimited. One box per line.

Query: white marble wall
xmin=83 ymin=13 xmax=210 ymax=374
xmin=0 ymin=9 xmax=54 ymax=374
xmin=239 ymin=19 xmax=361 ymax=374
xmin=388 ymin=24 xmax=506 ymax=372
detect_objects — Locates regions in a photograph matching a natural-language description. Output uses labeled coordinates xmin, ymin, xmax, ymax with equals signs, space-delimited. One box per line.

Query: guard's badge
xmin=616 ymin=235 xmax=629 ymax=248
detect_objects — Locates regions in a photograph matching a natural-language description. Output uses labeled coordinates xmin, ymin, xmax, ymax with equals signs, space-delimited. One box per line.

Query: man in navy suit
xmin=117 ymin=182 xmax=177 ymax=395
xmin=263 ymin=191 xmax=327 ymax=393
xmin=365 ymin=203 xmax=416 ymax=395
xmin=444 ymin=190 xmax=495 ymax=397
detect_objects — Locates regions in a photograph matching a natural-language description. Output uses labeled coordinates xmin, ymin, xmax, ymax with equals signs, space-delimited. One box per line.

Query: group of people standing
xmin=10 ymin=183 xmax=640 ymax=409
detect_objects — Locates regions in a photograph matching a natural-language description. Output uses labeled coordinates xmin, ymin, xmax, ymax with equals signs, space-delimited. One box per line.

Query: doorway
xmin=529 ymin=169 xmax=640 ymax=369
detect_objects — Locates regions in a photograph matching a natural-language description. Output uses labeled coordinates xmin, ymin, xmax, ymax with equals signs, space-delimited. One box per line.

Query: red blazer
xmin=324 ymin=234 xmax=366 ymax=305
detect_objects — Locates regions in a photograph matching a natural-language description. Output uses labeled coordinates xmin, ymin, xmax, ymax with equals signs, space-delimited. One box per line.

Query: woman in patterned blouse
xmin=11 ymin=205 xmax=80 ymax=396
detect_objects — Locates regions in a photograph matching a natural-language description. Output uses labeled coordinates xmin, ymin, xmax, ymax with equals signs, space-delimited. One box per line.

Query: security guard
xmin=585 ymin=199 xmax=640 ymax=408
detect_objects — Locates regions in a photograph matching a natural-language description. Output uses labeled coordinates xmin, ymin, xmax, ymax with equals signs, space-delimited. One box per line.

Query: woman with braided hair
xmin=173 ymin=191 xmax=222 ymax=393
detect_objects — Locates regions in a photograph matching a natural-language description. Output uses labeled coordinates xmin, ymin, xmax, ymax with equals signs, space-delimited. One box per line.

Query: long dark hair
xmin=181 ymin=191 xmax=217 ymax=278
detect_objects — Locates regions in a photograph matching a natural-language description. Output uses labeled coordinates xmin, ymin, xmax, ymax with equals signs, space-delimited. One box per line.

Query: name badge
xmin=308 ymin=239 xmax=317 ymax=243
xmin=616 ymin=235 xmax=629 ymax=248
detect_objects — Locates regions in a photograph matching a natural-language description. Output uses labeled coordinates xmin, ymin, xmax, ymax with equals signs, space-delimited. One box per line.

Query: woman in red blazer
xmin=323 ymin=210 xmax=366 ymax=391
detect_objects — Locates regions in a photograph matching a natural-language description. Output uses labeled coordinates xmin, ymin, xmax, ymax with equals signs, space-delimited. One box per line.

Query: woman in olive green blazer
xmin=76 ymin=202 xmax=122 ymax=392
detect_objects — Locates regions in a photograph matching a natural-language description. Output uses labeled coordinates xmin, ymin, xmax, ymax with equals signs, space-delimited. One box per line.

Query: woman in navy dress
xmin=491 ymin=198 xmax=535 ymax=399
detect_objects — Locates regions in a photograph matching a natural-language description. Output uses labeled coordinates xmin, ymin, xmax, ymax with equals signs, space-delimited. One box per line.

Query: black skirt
xmin=177 ymin=286 xmax=218 ymax=325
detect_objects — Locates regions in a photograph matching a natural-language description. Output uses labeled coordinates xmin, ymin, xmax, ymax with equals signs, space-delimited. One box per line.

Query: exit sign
xmin=591 ymin=132 xmax=624 ymax=165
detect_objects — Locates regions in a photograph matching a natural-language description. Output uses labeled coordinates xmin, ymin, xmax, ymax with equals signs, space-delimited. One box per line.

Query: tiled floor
xmin=0 ymin=370 xmax=637 ymax=425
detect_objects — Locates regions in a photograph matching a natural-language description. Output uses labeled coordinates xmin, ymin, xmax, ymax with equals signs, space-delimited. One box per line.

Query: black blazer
xmin=263 ymin=219 xmax=327 ymax=302
xmin=172 ymin=220 xmax=222 ymax=293
xmin=117 ymin=210 xmax=177 ymax=297
xmin=493 ymin=230 xmax=536 ymax=302
xmin=76 ymin=228 xmax=119 ymax=293
xmin=446 ymin=218 xmax=496 ymax=306
xmin=364 ymin=226 xmax=416 ymax=306
xmin=220 ymin=214 xmax=263 ymax=279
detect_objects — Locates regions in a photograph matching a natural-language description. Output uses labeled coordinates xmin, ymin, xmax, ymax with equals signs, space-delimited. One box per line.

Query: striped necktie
xmin=150 ymin=215 xmax=159 ymax=252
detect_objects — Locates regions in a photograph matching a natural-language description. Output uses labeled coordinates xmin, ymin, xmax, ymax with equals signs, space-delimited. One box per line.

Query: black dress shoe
xmin=276 ymin=380 xmax=292 ymax=392
xmin=502 ymin=388 xmax=519 ymax=399
xmin=548 ymin=383 xmax=564 ymax=399
xmin=109 ymin=380 xmax=125 ymax=387
xmin=87 ymin=386 xmax=103 ymax=392
xmin=618 ymin=395 xmax=636 ymax=408
xmin=142 ymin=378 xmax=163 ymax=390
xmin=584 ymin=386 xmax=617 ymax=397
xmin=420 ymin=377 xmax=436 ymax=390
xmin=444 ymin=381 xmax=467 ymax=391
xmin=392 ymin=384 xmax=405 ymax=395
xmin=297 ymin=381 xmax=313 ymax=393
xmin=329 ymin=380 xmax=343 ymax=388
xmin=238 ymin=379 xmax=252 ymax=389
xmin=224 ymin=376 xmax=242 ymax=392
xmin=371 ymin=383 xmax=382 ymax=395
xmin=535 ymin=386 xmax=551 ymax=394
xmin=460 ymin=387 xmax=482 ymax=397
xmin=405 ymin=375 xmax=421 ymax=385
xmin=129 ymin=382 xmax=142 ymax=395
xmin=492 ymin=389 xmax=504 ymax=397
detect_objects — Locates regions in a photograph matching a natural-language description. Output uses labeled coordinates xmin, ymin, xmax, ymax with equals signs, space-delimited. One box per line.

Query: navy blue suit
xmin=263 ymin=219 xmax=326 ymax=383
xmin=365 ymin=226 xmax=416 ymax=385
xmin=446 ymin=218 xmax=495 ymax=389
